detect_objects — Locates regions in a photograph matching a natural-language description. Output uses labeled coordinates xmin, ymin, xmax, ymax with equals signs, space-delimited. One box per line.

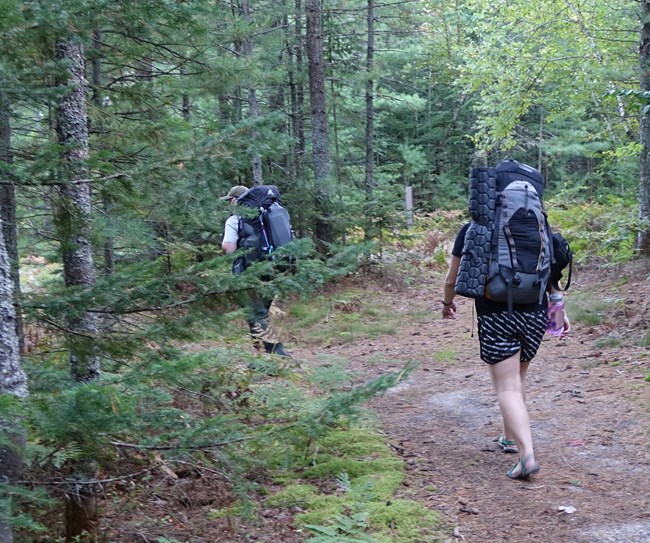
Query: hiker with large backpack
xmin=440 ymin=158 xmax=572 ymax=481
xmin=221 ymin=184 xmax=293 ymax=357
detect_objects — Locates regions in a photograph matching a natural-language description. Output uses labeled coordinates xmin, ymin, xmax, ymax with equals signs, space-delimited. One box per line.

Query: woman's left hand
xmin=442 ymin=301 xmax=457 ymax=320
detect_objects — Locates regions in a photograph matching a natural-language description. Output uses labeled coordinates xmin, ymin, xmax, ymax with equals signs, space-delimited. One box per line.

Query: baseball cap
xmin=219 ymin=185 xmax=248 ymax=200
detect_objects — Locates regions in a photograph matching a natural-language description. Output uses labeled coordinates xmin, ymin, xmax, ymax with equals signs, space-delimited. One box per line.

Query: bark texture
xmin=0 ymin=209 xmax=26 ymax=543
xmin=54 ymin=38 xmax=99 ymax=382
xmin=291 ymin=0 xmax=305 ymax=178
xmin=0 ymin=86 xmax=24 ymax=354
xmin=305 ymin=0 xmax=332 ymax=247
xmin=0 ymin=219 xmax=25 ymax=398
xmin=54 ymin=37 xmax=99 ymax=540
xmin=242 ymin=0 xmax=263 ymax=185
xmin=364 ymin=0 xmax=375 ymax=238
xmin=640 ymin=1 xmax=650 ymax=255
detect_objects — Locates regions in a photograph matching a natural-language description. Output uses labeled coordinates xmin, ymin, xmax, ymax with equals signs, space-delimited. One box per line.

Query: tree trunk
xmin=288 ymin=0 xmax=306 ymax=235
xmin=241 ymin=0 xmax=264 ymax=185
xmin=180 ymin=64 xmax=190 ymax=122
xmin=327 ymin=37 xmax=342 ymax=194
xmin=54 ymin=37 xmax=99 ymax=540
xmin=271 ymin=10 xmax=289 ymax=177
xmin=305 ymin=0 xmax=332 ymax=248
xmin=364 ymin=0 xmax=375 ymax=239
xmin=640 ymin=0 xmax=650 ymax=256
xmin=0 ymin=84 xmax=24 ymax=355
xmin=0 ymin=205 xmax=27 ymax=543
xmin=294 ymin=0 xmax=306 ymax=174
xmin=91 ymin=29 xmax=115 ymax=278
xmin=55 ymin=38 xmax=99 ymax=381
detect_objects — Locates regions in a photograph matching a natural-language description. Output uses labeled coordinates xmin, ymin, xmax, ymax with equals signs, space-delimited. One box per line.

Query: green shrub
xmin=547 ymin=196 xmax=638 ymax=264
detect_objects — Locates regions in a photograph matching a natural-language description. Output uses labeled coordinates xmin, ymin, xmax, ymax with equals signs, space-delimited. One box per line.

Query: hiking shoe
xmin=263 ymin=342 xmax=291 ymax=358
xmin=495 ymin=435 xmax=518 ymax=454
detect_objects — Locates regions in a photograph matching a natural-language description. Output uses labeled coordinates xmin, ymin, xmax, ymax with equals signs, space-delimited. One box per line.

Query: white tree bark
xmin=54 ymin=38 xmax=99 ymax=382
xmin=0 ymin=211 xmax=26 ymax=543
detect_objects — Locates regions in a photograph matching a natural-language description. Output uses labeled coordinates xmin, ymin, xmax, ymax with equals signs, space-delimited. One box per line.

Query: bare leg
xmin=502 ymin=359 xmax=530 ymax=441
xmin=489 ymin=352 xmax=536 ymax=470
xmin=520 ymin=360 xmax=530 ymax=403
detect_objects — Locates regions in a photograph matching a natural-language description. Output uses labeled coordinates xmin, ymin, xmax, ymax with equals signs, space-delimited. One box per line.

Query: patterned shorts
xmin=477 ymin=309 xmax=547 ymax=364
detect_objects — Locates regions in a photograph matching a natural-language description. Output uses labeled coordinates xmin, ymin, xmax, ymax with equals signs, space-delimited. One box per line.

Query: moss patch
xmin=267 ymin=427 xmax=447 ymax=542
xmin=265 ymin=484 xmax=318 ymax=507
xmin=367 ymin=499 xmax=442 ymax=543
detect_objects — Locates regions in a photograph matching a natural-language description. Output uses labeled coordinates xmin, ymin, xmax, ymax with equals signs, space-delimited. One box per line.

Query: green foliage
xmin=265 ymin=484 xmax=319 ymax=507
xmin=289 ymin=293 xmax=407 ymax=347
xmin=547 ymin=197 xmax=639 ymax=264
xmin=367 ymin=499 xmax=441 ymax=543
xmin=3 ymin=0 xmax=650 ymax=537
xmin=451 ymin=0 xmax=637 ymax=153
xmin=305 ymin=512 xmax=381 ymax=543
xmin=265 ymin=423 xmax=445 ymax=543
xmin=433 ymin=348 xmax=457 ymax=364
xmin=641 ymin=334 xmax=650 ymax=350
xmin=567 ymin=290 xmax=613 ymax=327
xmin=15 ymin=327 xmax=411 ymax=535
xmin=595 ymin=335 xmax=622 ymax=349
xmin=0 ymin=483 xmax=53 ymax=533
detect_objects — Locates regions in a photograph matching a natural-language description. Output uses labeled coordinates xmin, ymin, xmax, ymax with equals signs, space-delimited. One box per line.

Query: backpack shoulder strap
xmin=236 ymin=216 xmax=244 ymax=246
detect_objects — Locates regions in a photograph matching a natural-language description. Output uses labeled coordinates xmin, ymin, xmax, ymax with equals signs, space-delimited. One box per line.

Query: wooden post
xmin=405 ymin=186 xmax=414 ymax=228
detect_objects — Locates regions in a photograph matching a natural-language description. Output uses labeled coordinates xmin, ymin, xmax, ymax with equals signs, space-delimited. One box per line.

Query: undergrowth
xmin=546 ymin=196 xmax=639 ymax=265
xmin=266 ymin=428 xmax=445 ymax=543
xmin=9 ymin=199 xmax=647 ymax=542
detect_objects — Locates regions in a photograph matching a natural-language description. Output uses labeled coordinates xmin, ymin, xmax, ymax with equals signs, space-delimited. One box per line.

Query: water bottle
xmin=547 ymin=293 xmax=565 ymax=336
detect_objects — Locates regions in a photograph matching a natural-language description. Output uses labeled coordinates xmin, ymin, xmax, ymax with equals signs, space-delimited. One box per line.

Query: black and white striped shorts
xmin=477 ymin=309 xmax=547 ymax=364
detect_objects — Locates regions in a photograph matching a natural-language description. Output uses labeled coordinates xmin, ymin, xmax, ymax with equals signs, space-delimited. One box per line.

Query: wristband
xmin=441 ymin=299 xmax=453 ymax=306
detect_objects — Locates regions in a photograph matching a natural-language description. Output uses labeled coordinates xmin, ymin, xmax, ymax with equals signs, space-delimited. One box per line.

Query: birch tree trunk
xmin=305 ymin=0 xmax=332 ymax=247
xmin=639 ymin=0 xmax=650 ymax=256
xmin=0 ymin=209 xmax=27 ymax=543
xmin=54 ymin=37 xmax=99 ymax=540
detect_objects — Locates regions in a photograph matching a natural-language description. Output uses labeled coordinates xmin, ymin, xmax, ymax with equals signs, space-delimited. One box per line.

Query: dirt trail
xmin=314 ymin=267 xmax=650 ymax=543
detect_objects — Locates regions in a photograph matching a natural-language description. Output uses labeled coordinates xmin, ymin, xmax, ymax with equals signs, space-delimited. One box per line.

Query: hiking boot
xmin=263 ymin=342 xmax=291 ymax=357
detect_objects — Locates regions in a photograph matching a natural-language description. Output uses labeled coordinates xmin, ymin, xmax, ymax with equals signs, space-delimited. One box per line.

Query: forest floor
xmin=303 ymin=260 xmax=650 ymax=543
xmin=100 ymin=257 xmax=650 ymax=543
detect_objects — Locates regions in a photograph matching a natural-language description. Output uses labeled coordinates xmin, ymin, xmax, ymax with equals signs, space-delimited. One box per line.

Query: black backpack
xmin=455 ymin=159 xmax=565 ymax=311
xmin=550 ymin=231 xmax=573 ymax=291
xmin=232 ymin=185 xmax=295 ymax=274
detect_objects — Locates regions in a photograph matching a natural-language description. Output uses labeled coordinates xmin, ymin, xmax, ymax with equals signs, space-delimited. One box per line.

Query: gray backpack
xmin=455 ymin=159 xmax=552 ymax=311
